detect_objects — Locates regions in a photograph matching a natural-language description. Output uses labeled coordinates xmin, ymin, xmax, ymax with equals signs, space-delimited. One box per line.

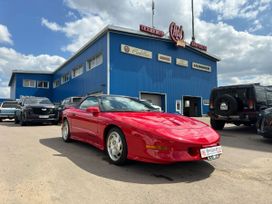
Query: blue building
xmin=8 ymin=25 xmax=220 ymax=116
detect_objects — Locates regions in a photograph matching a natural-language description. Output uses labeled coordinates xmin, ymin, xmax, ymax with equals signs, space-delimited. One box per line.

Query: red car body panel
xmin=63 ymin=108 xmax=221 ymax=164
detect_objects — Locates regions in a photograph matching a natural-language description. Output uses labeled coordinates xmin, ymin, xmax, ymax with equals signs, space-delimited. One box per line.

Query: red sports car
xmin=62 ymin=95 xmax=222 ymax=165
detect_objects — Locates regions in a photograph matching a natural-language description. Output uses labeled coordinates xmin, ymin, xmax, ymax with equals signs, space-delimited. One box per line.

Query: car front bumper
xmin=23 ymin=113 xmax=59 ymax=123
xmin=209 ymin=112 xmax=258 ymax=123
xmin=125 ymin=128 xmax=221 ymax=164
xmin=0 ymin=113 xmax=15 ymax=119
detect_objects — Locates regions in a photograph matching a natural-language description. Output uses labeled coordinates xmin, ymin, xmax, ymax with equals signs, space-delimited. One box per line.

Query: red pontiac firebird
xmin=62 ymin=95 xmax=222 ymax=165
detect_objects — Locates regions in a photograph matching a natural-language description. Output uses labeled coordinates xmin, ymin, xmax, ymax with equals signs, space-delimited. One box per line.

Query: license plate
xmin=220 ymin=103 xmax=228 ymax=110
xmin=200 ymin=146 xmax=222 ymax=159
xmin=39 ymin=115 xmax=49 ymax=119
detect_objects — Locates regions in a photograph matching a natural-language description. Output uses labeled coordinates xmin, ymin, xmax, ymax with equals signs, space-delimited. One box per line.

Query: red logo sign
xmin=190 ymin=41 xmax=207 ymax=51
xmin=169 ymin=22 xmax=184 ymax=43
xmin=124 ymin=45 xmax=130 ymax=53
xmin=139 ymin=25 xmax=164 ymax=37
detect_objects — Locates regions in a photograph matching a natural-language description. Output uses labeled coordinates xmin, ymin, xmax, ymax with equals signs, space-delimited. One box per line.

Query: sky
xmin=0 ymin=0 xmax=271 ymax=98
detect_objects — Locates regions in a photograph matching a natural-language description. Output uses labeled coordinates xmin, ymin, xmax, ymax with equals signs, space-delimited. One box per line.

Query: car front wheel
xmin=210 ymin=119 xmax=225 ymax=130
xmin=14 ymin=115 xmax=19 ymax=124
xmin=106 ymin=128 xmax=128 ymax=165
xmin=62 ymin=119 xmax=71 ymax=142
xmin=20 ymin=114 xmax=26 ymax=126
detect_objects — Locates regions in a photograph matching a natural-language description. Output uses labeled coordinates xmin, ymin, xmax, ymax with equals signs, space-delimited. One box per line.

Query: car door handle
xmin=71 ymin=113 xmax=76 ymax=116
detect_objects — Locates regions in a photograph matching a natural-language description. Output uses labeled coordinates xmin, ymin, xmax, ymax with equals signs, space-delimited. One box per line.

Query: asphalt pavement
xmin=0 ymin=118 xmax=271 ymax=204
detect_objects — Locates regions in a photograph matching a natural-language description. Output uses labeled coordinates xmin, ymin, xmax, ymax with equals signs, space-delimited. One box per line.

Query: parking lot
xmin=0 ymin=118 xmax=271 ymax=204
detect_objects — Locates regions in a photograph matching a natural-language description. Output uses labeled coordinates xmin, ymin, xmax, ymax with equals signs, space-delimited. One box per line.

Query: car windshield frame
xmin=99 ymin=96 xmax=157 ymax=112
xmin=24 ymin=98 xmax=53 ymax=105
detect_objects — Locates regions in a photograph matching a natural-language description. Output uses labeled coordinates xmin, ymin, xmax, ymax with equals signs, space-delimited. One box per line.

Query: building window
xmin=61 ymin=73 xmax=70 ymax=84
xmin=203 ymin=99 xmax=210 ymax=106
xmin=86 ymin=53 xmax=103 ymax=71
xmin=23 ymin=79 xmax=36 ymax=88
xmin=37 ymin=81 xmax=49 ymax=89
xmin=53 ymin=79 xmax=60 ymax=88
xmin=71 ymin=65 xmax=84 ymax=78
xmin=175 ymin=100 xmax=181 ymax=113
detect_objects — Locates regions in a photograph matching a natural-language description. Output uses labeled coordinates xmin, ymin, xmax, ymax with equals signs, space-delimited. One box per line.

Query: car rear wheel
xmin=106 ymin=128 xmax=127 ymax=165
xmin=210 ymin=119 xmax=225 ymax=130
xmin=62 ymin=119 xmax=71 ymax=142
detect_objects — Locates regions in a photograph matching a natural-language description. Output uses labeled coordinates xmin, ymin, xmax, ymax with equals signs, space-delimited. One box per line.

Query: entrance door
xmin=183 ymin=96 xmax=202 ymax=117
xmin=140 ymin=93 xmax=165 ymax=111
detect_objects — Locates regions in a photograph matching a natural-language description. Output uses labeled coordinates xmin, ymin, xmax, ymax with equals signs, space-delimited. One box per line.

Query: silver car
xmin=0 ymin=101 xmax=19 ymax=122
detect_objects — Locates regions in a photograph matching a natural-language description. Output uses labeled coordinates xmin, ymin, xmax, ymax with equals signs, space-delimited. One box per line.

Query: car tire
xmin=210 ymin=119 xmax=225 ymax=130
xmin=52 ymin=120 xmax=59 ymax=125
xmin=106 ymin=128 xmax=128 ymax=165
xmin=14 ymin=115 xmax=19 ymax=124
xmin=243 ymin=122 xmax=252 ymax=127
xmin=62 ymin=119 xmax=71 ymax=142
xmin=20 ymin=114 xmax=26 ymax=126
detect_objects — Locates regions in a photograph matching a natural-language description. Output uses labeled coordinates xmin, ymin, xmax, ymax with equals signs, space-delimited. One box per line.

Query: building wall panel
xmin=52 ymin=34 xmax=108 ymax=102
xmin=109 ymin=32 xmax=217 ymax=114
xmin=14 ymin=73 xmax=53 ymax=100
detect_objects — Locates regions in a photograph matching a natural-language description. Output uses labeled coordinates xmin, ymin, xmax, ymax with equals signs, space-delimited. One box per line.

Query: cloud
xmin=41 ymin=18 xmax=62 ymax=32
xmin=40 ymin=0 xmax=272 ymax=87
xmin=195 ymin=20 xmax=272 ymax=84
xmin=41 ymin=16 xmax=106 ymax=52
xmin=0 ymin=47 xmax=65 ymax=98
xmin=0 ymin=24 xmax=13 ymax=45
xmin=205 ymin=0 xmax=271 ymax=20
xmin=247 ymin=19 xmax=263 ymax=33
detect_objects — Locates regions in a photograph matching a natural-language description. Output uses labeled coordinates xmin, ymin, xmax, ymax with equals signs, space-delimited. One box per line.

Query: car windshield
xmin=24 ymin=98 xmax=53 ymax=105
xmin=1 ymin=102 xmax=18 ymax=108
xmin=100 ymin=96 xmax=156 ymax=112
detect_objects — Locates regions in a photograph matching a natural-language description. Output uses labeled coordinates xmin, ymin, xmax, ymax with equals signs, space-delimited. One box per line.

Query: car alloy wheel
xmin=106 ymin=128 xmax=127 ymax=165
xmin=62 ymin=119 xmax=71 ymax=142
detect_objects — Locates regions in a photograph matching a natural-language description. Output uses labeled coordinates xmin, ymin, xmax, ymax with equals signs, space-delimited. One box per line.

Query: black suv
xmin=209 ymin=84 xmax=272 ymax=130
xmin=15 ymin=97 xmax=59 ymax=126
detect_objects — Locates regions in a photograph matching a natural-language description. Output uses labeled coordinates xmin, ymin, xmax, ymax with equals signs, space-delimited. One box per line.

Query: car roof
xmin=212 ymin=83 xmax=264 ymax=91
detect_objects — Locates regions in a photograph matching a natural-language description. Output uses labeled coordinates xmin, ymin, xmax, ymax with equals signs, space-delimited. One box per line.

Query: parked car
xmin=209 ymin=84 xmax=272 ymax=130
xmin=257 ymin=107 xmax=272 ymax=138
xmin=15 ymin=97 xmax=59 ymax=126
xmin=0 ymin=101 xmax=19 ymax=121
xmin=62 ymin=95 xmax=222 ymax=165
xmin=58 ymin=96 xmax=83 ymax=121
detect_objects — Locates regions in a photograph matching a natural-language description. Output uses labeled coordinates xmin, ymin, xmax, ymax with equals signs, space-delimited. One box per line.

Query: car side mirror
xmin=86 ymin=106 xmax=100 ymax=115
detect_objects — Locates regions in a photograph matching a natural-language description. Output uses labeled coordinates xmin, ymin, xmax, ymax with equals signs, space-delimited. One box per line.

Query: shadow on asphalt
xmin=40 ymin=137 xmax=215 ymax=184
xmin=218 ymin=125 xmax=272 ymax=152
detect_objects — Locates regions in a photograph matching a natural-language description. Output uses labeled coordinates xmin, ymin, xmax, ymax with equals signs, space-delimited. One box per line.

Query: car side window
xmin=255 ymin=87 xmax=267 ymax=104
xmin=267 ymin=91 xmax=272 ymax=106
xmin=79 ymin=97 xmax=98 ymax=110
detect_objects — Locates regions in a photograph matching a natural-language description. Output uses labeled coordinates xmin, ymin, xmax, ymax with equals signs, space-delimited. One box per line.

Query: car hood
xmin=0 ymin=107 xmax=17 ymax=113
xmin=106 ymin=112 xmax=218 ymax=144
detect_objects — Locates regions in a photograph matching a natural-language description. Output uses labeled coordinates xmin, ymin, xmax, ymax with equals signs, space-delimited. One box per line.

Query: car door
xmin=71 ymin=97 xmax=99 ymax=144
